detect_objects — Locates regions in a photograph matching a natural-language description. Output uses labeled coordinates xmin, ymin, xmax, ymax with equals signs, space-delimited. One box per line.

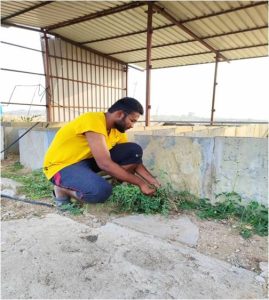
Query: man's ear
xmin=115 ymin=110 xmax=126 ymax=119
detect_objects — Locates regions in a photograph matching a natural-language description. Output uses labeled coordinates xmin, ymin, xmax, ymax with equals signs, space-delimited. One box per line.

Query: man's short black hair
xmin=108 ymin=97 xmax=144 ymax=115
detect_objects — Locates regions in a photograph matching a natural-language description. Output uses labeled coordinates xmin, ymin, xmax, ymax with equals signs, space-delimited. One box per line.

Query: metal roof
xmin=1 ymin=1 xmax=268 ymax=69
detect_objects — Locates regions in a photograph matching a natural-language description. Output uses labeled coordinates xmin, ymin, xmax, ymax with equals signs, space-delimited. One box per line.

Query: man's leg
xmin=51 ymin=159 xmax=112 ymax=205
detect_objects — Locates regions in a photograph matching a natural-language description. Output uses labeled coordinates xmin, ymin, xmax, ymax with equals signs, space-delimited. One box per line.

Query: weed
xmin=2 ymin=162 xmax=268 ymax=238
xmin=109 ymin=185 xmax=267 ymax=238
xmin=178 ymin=192 xmax=268 ymax=238
xmin=60 ymin=203 xmax=84 ymax=215
xmin=1 ymin=161 xmax=24 ymax=176
xmin=2 ymin=165 xmax=52 ymax=199
xmin=108 ymin=184 xmax=172 ymax=216
xmin=20 ymin=115 xmax=41 ymax=122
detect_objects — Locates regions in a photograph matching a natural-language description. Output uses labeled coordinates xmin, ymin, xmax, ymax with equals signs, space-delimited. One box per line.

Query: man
xmin=43 ymin=97 xmax=160 ymax=207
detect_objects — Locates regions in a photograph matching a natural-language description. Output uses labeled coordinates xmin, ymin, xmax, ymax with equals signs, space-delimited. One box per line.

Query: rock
xmin=1 ymin=178 xmax=23 ymax=198
xmin=259 ymin=262 xmax=268 ymax=278
xmin=255 ymin=275 xmax=266 ymax=284
xmin=1 ymin=189 xmax=16 ymax=197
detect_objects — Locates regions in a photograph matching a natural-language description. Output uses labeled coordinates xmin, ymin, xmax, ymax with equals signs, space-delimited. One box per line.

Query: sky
xmin=1 ymin=26 xmax=268 ymax=121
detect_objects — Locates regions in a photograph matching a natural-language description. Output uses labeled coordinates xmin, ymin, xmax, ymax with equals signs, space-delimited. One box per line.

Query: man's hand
xmin=147 ymin=177 xmax=161 ymax=188
xmin=139 ymin=182 xmax=156 ymax=196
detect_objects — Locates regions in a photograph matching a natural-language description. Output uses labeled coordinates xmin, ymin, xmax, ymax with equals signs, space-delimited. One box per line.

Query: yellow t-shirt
xmin=43 ymin=112 xmax=128 ymax=179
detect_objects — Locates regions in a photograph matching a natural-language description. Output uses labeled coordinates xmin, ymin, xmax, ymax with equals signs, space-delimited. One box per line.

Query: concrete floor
xmin=1 ymin=213 xmax=266 ymax=299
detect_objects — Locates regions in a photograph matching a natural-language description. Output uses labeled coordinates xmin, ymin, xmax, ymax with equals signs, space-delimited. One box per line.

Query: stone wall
xmin=134 ymin=135 xmax=268 ymax=206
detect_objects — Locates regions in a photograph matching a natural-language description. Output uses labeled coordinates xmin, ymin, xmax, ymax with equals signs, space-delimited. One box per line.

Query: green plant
xmin=20 ymin=114 xmax=41 ymax=122
xmin=2 ymin=166 xmax=52 ymax=199
xmin=60 ymin=203 xmax=84 ymax=215
xmin=108 ymin=183 xmax=173 ymax=215
xmin=178 ymin=192 xmax=268 ymax=238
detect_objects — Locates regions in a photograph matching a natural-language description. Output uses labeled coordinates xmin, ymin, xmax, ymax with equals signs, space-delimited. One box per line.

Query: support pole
xmin=43 ymin=31 xmax=52 ymax=122
xmin=210 ymin=53 xmax=219 ymax=125
xmin=145 ymin=2 xmax=153 ymax=127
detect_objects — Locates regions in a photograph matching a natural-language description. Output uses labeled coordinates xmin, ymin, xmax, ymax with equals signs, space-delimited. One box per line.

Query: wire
xmin=1 ymin=193 xmax=55 ymax=208
xmin=1 ymin=122 xmax=40 ymax=153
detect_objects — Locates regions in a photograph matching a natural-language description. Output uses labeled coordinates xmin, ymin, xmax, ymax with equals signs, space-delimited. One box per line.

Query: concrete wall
xmin=19 ymin=129 xmax=57 ymax=170
xmin=1 ymin=126 xmax=4 ymax=160
xmin=134 ymin=135 xmax=268 ymax=206
xmin=176 ymin=124 xmax=268 ymax=137
xmin=3 ymin=123 xmax=267 ymax=206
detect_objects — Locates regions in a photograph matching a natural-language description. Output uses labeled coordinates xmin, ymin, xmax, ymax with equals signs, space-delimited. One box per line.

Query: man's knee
xmin=129 ymin=142 xmax=143 ymax=156
xmin=110 ymin=142 xmax=143 ymax=165
xmin=82 ymin=181 xmax=112 ymax=204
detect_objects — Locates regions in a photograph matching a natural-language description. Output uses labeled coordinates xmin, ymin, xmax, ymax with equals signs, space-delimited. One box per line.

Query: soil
xmin=1 ymin=155 xmax=268 ymax=275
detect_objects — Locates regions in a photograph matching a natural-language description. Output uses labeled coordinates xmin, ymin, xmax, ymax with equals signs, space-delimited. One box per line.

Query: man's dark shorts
xmin=50 ymin=142 xmax=142 ymax=203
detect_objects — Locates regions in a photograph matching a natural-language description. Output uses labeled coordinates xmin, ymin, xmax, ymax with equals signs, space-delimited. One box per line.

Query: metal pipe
xmin=210 ymin=54 xmax=220 ymax=125
xmin=52 ymin=39 xmax=60 ymax=122
xmin=0 ymin=68 xmax=44 ymax=76
xmin=125 ymin=64 xmax=128 ymax=97
xmin=71 ymin=44 xmax=75 ymax=119
xmin=85 ymin=49 xmax=89 ymax=113
xmin=0 ymin=102 xmax=46 ymax=107
xmin=145 ymin=2 xmax=153 ymax=126
xmin=65 ymin=41 xmax=71 ymax=120
xmin=43 ymin=31 xmax=52 ymax=122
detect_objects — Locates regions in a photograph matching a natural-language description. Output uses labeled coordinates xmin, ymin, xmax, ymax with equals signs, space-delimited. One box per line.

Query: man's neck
xmin=104 ymin=112 xmax=113 ymax=133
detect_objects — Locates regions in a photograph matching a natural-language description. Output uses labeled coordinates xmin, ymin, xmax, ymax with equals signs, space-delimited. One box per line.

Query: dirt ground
xmin=1 ymin=155 xmax=268 ymax=275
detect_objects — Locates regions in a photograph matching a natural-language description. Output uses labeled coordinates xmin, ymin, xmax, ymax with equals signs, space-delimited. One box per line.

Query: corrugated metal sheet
xmin=1 ymin=1 xmax=268 ymax=69
xmin=1 ymin=1 xmax=43 ymax=19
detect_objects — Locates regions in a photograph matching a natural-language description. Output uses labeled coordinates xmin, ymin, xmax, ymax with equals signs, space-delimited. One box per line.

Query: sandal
xmin=52 ymin=190 xmax=71 ymax=208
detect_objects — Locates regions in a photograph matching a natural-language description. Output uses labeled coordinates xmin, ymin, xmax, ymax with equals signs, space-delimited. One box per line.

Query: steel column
xmin=210 ymin=54 xmax=220 ymax=125
xmin=145 ymin=2 xmax=153 ymax=127
xmin=43 ymin=31 xmax=52 ymax=122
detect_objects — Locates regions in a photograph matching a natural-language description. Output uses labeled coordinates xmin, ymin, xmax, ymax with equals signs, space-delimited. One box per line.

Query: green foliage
xmin=2 ymin=162 xmax=268 ymax=238
xmin=60 ymin=203 xmax=84 ymax=215
xmin=1 ymin=161 xmax=24 ymax=176
xmin=110 ymin=185 xmax=267 ymax=239
xmin=20 ymin=115 xmax=41 ymax=122
xmin=2 ymin=165 xmax=52 ymax=199
xmin=178 ymin=192 xmax=268 ymax=238
xmin=108 ymin=184 xmax=173 ymax=216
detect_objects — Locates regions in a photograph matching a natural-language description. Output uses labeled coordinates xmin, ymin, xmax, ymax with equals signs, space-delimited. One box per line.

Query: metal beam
xmin=1 ymin=41 xmax=43 ymax=53
xmin=129 ymin=43 xmax=268 ymax=64
xmin=184 ymin=1 xmax=268 ymax=24
xmin=107 ymin=25 xmax=268 ymax=55
xmin=43 ymin=31 xmax=52 ymax=122
xmin=151 ymin=54 xmax=269 ymax=70
xmin=152 ymin=3 xmax=228 ymax=62
xmin=80 ymin=24 xmax=172 ymax=45
xmin=145 ymin=3 xmax=153 ymax=127
xmin=210 ymin=54 xmax=220 ymax=125
xmin=45 ymin=1 xmax=146 ymax=31
xmin=0 ymin=68 xmax=45 ymax=76
xmin=1 ymin=22 xmax=44 ymax=32
xmin=48 ymin=31 xmax=127 ymax=66
xmin=1 ymin=1 xmax=54 ymax=22
xmin=80 ymin=1 xmax=267 ymax=45
xmin=0 ymin=102 xmax=46 ymax=107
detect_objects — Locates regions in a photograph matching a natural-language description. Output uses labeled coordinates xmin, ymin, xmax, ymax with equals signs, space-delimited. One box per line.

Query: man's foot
xmin=53 ymin=186 xmax=71 ymax=208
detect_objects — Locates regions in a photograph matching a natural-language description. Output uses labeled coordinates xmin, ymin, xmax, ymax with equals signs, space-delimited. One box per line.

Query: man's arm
xmin=85 ymin=132 xmax=156 ymax=195
xmin=135 ymin=164 xmax=161 ymax=188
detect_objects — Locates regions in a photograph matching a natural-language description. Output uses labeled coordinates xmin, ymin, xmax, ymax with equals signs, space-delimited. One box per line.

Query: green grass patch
xmin=109 ymin=185 xmax=268 ymax=238
xmin=60 ymin=203 xmax=84 ymax=215
xmin=2 ymin=163 xmax=52 ymax=199
xmin=2 ymin=162 xmax=268 ymax=237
